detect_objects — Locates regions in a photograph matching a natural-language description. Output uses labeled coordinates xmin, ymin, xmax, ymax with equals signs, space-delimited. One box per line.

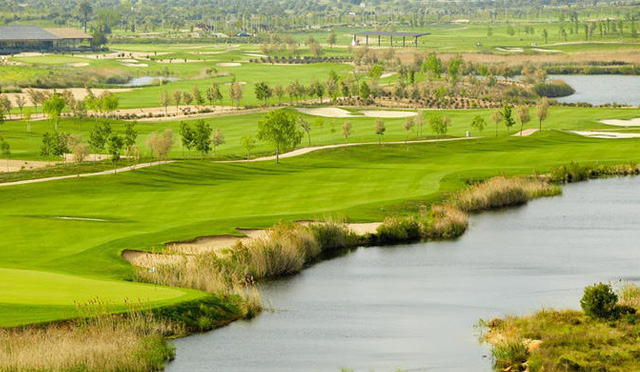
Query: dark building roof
xmin=353 ymin=31 xmax=430 ymax=37
xmin=0 ymin=26 xmax=60 ymax=42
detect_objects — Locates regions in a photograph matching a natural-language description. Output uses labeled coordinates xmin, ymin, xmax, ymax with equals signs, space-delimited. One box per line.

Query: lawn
xmin=1 ymin=130 xmax=640 ymax=326
xmin=2 ymin=106 xmax=638 ymax=161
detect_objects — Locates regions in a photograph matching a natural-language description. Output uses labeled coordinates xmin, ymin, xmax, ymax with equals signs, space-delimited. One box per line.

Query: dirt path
xmin=0 ymin=159 xmax=54 ymax=173
xmin=0 ymin=161 xmax=173 ymax=188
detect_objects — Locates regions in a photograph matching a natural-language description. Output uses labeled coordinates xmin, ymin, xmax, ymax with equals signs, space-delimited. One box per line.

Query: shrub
xmin=376 ymin=216 xmax=422 ymax=244
xmin=452 ymin=176 xmax=556 ymax=212
xmin=425 ymin=204 xmax=468 ymax=239
xmin=308 ymin=220 xmax=359 ymax=255
xmin=491 ymin=340 xmax=529 ymax=371
xmin=532 ymin=80 xmax=575 ymax=98
xmin=580 ymin=283 xmax=619 ymax=320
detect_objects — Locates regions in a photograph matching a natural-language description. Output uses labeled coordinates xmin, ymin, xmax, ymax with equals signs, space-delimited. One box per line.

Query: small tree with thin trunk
xmin=229 ymin=82 xmax=243 ymax=108
xmin=0 ymin=136 xmax=10 ymax=172
xmin=403 ymin=117 xmax=415 ymax=143
xmin=327 ymin=32 xmax=337 ymax=49
xmin=15 ymin=95 xmax=26 ymax=119
xmin=536 ymin=97 xmax=549 ymax=131
xmin=24 ymin=108 xmax=32 ymax=132
xmin=160 ymin=91 xmax=170 ymax=115
xmin=106 ymin=133 xmax=124 ymax=173
xmin=179 ymin=122 xmax=196 ymax=158
xmin=194 ymin=120 xmax=212 ymax=159
xmin=342 ymin=121 xmax=352 ymax=142
xmin=72 ymin=141 xmax=89 ymax=176
xmin=241 ymin=135 xmax=256 ymax=159
xmin=43 ymin=92 xmax=66 ymax=131
xmin=491 ymin=110 xmax=503 ymax=137
xmin=429 ymin=114 xmax=450 ymax=138
xmin=273 ymin=85 xmax=284 ymax=104
xmin=375 ymin=119 xmax=386 ymax=144
xmin=207 ymin=83 xmax=223 ymax=109
xmin=257 ymin=109 xmax=303 ymax=164
xmin=173 ymin=90 xmax=182 ymax=111
xmin=0 ymin=95 xmax=14 ymax=120
xmin=298 ymin=117 xmax=312 ymax=146
xmin=516 ymin=105 xmax=531 ymax=136
xmin=501 ymin=105 xmax=516 ymax=133
xmin=471 ymin=115 xmax=486 ymax=137
xmin=211 ymin=128 xmax=225 ymax=156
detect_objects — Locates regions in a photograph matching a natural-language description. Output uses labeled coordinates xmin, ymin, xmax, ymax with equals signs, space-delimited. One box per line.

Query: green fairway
xmin=1 ymin=130 xmax=640 ymax=325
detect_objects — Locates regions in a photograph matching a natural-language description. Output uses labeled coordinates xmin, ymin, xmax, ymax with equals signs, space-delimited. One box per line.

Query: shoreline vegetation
xmin=2 ymin=162 xmax=640 ymax=371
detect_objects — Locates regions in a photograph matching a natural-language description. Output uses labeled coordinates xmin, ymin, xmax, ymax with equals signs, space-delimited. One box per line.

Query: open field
xmin=1 ymin=130 xmax=640 ymax=325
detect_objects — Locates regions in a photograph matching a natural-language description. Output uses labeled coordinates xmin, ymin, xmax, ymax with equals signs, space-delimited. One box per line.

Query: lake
xmin=167 ymin=176 xmax=640 ymax=372
xmin=551 ymin=74 xmax=640 ymax=106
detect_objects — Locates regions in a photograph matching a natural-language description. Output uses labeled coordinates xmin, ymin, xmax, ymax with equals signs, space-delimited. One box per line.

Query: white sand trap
xmin=380 ymin=72 xmax=396 ymax=79
xmin=495 ymin=47 xmax=524 ymax=53
xmin=63 ymin=153 xmax=124 ymax=162
xmin=119 ymin=59 xmax=139 ymax=63
xmin=122 ymin=250 xmax=186 ymax=268
xmin=599 ymin=118 xmax=640 ymax=127
xmin=531 ymin=48 xmax=562 ymax=53
xmin=361 ymin=110 xmax=417 ymax=118
xmin=155 ymin=59 xmax=200 ymax=64
xmin=512 ymin=129 xmax=539 ymax=137
xmin=245 ymin=53 xmax=267 ymax=57
xmin=224 ymin=81 xmax=247 ymax=86
xmin=297 ymin=107 xmax=353 ymax=118
xmin=348 ymin=222 xmax=382 ymax=235
xmin=571 ymin=131 xmax=640 ymax=139
xmin=122 ymin=63 xmax=148 ymax=67
xmin=217 ymin=62 xmax=242 ymax=67
xmin=53 ymin=216 xmax=109 ymax=222
xmin=67 ymin=62 xmax=89 ymax=67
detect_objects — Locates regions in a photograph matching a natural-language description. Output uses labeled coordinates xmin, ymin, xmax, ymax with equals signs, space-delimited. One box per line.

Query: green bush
xmin=532 ymin=80 xmax=575 ymax=98
xmin=580 ymin=283 xmax=620 ymax=320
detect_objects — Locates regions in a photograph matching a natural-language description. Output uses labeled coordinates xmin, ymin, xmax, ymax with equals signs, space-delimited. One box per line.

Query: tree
xmin=273 ymin=84 xmax=284 ymax=104
xmin=179 ymin=122 xmax=196 ymax=158
xmin=326 ymin=78 xmax=338 ymax=102
xmin=241 ymin=135 xmax=256 ymax=159
xmin=542 ymin=28 xmax=549 ymax=44
xmin=182 ymin=92 xmax=193 ymax=107
xmin=360 ymin=81 xmax=371 ymax=100
xmin=581 ymin=283 xmax=619 ymax=320
xmin=516 ymin=105 xmax=531 ymax=136
xmin=255 ymin=82 xmax=273 ymax=106
xmin=146 ymin=129 xmax=173 ymax=161
xmin=160 ymin=91 xmax=170 ymax=115
xmin=192 ymin=85 xmax=204 ymax=106
xmin=0 ymin=95 xmax=13 ymax=120
xmin=0 ymin=136 xmax=10 ymax=172
xmin=72 ymin=140 xmax=89 ymax=175
xmin=100 ymin=92 xmax=119 ymax=118
xmin=487 ymin=26 xmax=493 ymax=37
xmin=24 ymin=108 xmax=32 ymax=133
xmin=207 ymin=83 xmax=223 ymax=108
xmin=257 ymin=109 xmax=303 ymax=163
xmin=43 ymin=92 xmax=66 ymax=131
xmin=429 ymin=115 xmax=450 ymax=138
xmin=298 ymin=117 xmax=312 ymax=146
xmin=342 ymin=121 xmax=352 ymax=141
xmin=416 ymin=110 xmax=425 ymax=138
xmin=124 ymin=121 xmax=137 ymax=147
xmin=403 ymin=117 xmax=415 ymax=142
xmin=211 ymin=128 xmax=225 ymax=155
xmin=229 ymin=82 xmax=243 ymax=107
xmin=491 ymin=109 xmax=503 ymax=137
xmin=88 ymin=122 xmax=111 ymax=157
xmin=501 ymin=105 xmax=516 ymax=133
xmin=471 ymin=115 xmax=486 ymax=136
xmin=375 ymin=119 xmax=386 ymax=144
xmin=536 ymin=97 xmax=549 ymax=131
xmin=0 ymin=110 xmax=3 ymax=133
xmin=193 ymin=120 xmax=212 ymax=158
xmin=106 ymin=133 xmax=124 ymax=173
xmin=310 ymin=80 xmax=325 ymax=103
xmin=327 ymin=32 xmax=337 ymax=49
xmin=78 ymin=0 xmax=93 ymax=32
xmin=15 ymin=95 xmax=26 ymax=119
xmin=40 ymin=132 xmax=70 ymax=158
xmin=27 ymin=89 xmax=43 ymax=118
xmin=423 ymin=53 xmax=442 ymax=79
xmin=173 ymin=90 xmax=182 ymax=111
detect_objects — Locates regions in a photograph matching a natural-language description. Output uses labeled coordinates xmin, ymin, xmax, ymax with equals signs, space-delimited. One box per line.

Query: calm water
xmin=551 ymin=75 xmax=640 ymax=106
xmin=167 ymin=177 xmax=640 ymax=372
xmin=123 ymin=76 xmax=178 ymax=87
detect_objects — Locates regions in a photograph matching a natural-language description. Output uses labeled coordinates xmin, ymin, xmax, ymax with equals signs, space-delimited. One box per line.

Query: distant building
xmin=236 ymin=31 xmax=251 ymax=37
xmin=0 ymin=26 xmax=92 ymax=54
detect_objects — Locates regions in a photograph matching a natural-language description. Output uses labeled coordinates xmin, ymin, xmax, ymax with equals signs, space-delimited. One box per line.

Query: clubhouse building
xmin=0 ymin=26 xmax=92 ymax=54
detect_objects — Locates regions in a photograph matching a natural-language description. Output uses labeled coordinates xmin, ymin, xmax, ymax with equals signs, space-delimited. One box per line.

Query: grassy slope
xmin=1 ymin=131 xmax=640 ymax=325
xmin=4 ymin=106 xmax=639 ymax=161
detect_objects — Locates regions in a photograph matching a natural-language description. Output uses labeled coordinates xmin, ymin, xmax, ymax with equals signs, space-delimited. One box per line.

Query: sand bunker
xmin=297 ymin=107 xmax=416 ymax=118
xmin=495 ymin=47 xmax=524 ymax=53
xmin=0 ymin=159 xmax=53 ymax=173
xmin=67 ymin=62 xmax=89 ymax=67
xmin=217 ymin=62 xmax=242 ymax=67
xmin=122 ymin=63 xmax=148 ymax=67
xmin=571 ymin=131 xmax=640 ymax=139
xmin=119 ymin=59 xmax=139 ymax=63
xmin=512 ymin=129 xmax=539 ymax=137
xmin=245 ymin=53 xmax=267 ymax=58
xmin=123 ymin=222 xmax=382 ymax=268
xmin=599 ymin=118 xmax=640 ymax=127
xmin=155 ymin=59 xmax=200 ymax=64
xmin=380 ymin=72 xmax=396 ymax=79
xmin=531 ymin=48 xmax=562 ymax=53
xmin=53 ymin=216 xmax=109 ymax=222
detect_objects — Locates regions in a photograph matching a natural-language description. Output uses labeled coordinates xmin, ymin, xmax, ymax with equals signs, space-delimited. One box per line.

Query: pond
xmin=550 ymin=74 xmax=640 ymax=106
xmin=123 ymin=76 xmax=178 ymax=87
xmin=167 ymin=176 xmax=640 ymax=372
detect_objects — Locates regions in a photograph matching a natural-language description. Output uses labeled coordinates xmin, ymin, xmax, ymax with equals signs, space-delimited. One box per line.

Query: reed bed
xmin=452 ymin=176 xmax=560 ymax=213
xmin=0 ymin=308 xmax=177 ymax=372
xmin=426 ymin=204 xmax=469 ymax=239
